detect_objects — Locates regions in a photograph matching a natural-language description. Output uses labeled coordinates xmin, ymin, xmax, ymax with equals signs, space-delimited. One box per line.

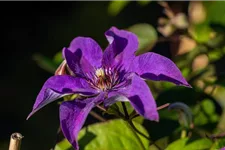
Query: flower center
xmin=90 ymin=67 xmax=120 ymax=91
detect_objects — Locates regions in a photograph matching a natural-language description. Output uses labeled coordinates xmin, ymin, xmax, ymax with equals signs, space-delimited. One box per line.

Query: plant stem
xmin=181 ymin=130 xmax=187 ymax=139
xmin=89 ymin=111 xmax=106 ymax=122
xmin=129 ymin=120 xmax=162 ymax=150
xmin=121 ymin=102 xmax=129 ymax=119
xmin=121 ymin=102 xmax=162 ymax=150
xmin=129 ymin=120 xmax=150 ymax=140
xmin=9 ymin=133 xmax=23 ymax=150
xmin=157 ymin=103 xmax=170 ymax=110
xmin=130 ymin=103 xmax=170 ymax=120
xmin=121 ymin=102 xmax=145 ymax=149
xmin=96 ymin=104 xmax=106 ymax=112
xmin=126 ymin=121 xmax=146 ymax=150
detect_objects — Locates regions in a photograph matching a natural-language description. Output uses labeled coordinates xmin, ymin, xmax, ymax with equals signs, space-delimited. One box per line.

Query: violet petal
xmin=63 ymin=48 xmax=94 ymax=77
xmin=124 ymin=74 xmax=159 ymax=121
xmin=63 ymin=37 xmax=103 ymax=76
xmin=104 ymin=92 xmax=129 ymax=108
xmin=27 ymin=75 xmax=97 ymax=119
xmin=131 ymin=52 xmax=190 ymax=87
xmin=59 ymin=93 xmax=105 ymax=150
xmin=102 ymin=27 xmax=138 ymax=70
xmin=67 ymin=37 xmax=103 ymax=68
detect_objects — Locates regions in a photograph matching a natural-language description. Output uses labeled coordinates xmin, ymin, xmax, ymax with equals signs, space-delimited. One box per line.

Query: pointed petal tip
xmin=179 ymin=82 xmax=192 ymax=88
xmin=186 ymin=84 xmax=192 ymax=88
xmin=147 ymin=113 xmax=159 ymax=122
xmin=26 ymin=112 xmax=33 ymax=120
xmin=26 ymin=108 xmax=39 ymax=120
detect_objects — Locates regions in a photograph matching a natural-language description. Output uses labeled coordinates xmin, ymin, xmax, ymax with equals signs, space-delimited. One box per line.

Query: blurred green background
xmin=1 ymin=1 xmax=225 ymax=150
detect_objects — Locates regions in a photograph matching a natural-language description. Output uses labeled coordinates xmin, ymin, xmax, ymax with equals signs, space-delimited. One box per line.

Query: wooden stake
xmin=9 ymin=132 xmax=23 ymax=150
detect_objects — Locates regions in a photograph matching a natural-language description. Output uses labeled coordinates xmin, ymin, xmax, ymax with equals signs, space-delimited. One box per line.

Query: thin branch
xmin=207 ymin=131 xmax=225 ymax=140
xmin=121 ymin=102 xmax=129 ymax=119
xmin=121 ymin=102 xmax=162 ymax=150
xmin=157 ymin=103 xmax=170 ymax=110
xmin=96 ymin=104 xmax=106 ymax=112
xmin=126 ymin=121 xmax=146 ymax=150
xmin=129 ymin=120 xmax=150 ymax=140
xmin=129 ymin=120 xmax=162 ymax=150
xmin=9 ymin=133 xmax=23 ymax=150
xmin=130 ymin=103 xmax=170 ymax=120
xmin=89 ymin=111 xmax=106 ymax=122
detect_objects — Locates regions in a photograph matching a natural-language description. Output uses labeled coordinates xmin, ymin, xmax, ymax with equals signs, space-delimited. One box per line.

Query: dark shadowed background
xmin=0 ymin=2 xmax=169 ymax=150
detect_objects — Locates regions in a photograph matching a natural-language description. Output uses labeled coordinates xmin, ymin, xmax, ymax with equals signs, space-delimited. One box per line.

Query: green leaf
xmin=202 ymin=99 xmax=215 ymax=115
xmin=137 ymin=0 xmax=151 ymax=6
xmin=183 ymin=138 xmax=212 ymax=150
xmin=208 ymin=49 xmax=224 ymax=62
xmin=166 ymin=138 xmax=213 ymax=150
xmin=193 ymin=98 xmax=219 ymax=126
xmin=55 ymin=119 xmax=149 ymax=150
xmin=32 ymin=53 xmax=58 ymax=74
xmin=55 ymin=139 xmax=72 ymax=150
xmin=189 ymin=23 xmax=212 ymax=44
xmin=128 ymin=23 xmax=158 ymax=54
xmin=166 ymin=138 xmax=188 ymax=150
xmin=108 ymin=1 xmax=130 ymax=16
xmin=105 ymin=101 xmax=134 ymax=119
xmin=54 ymin=51 xmax=64 ymax=65
xmin=210 ymin=137 xmax=225 ymax=150
xmin=116 ymin=102 xmax=134 ymax=116
xmin=204 ymin=1 xmax=225 ymax=27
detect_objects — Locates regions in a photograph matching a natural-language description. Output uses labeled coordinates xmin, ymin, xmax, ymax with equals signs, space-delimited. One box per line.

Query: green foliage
xmin=189 ymin=23 xmax=212 ymax=44
xmin=108 ymin=1 xmax=130 ymax=16
xmin=128 ymin=23 xmax=158 ymax=54
xmin=211 ymin=137 xmax=225 ymax=150
xmin=193 ymin=99 xmax=219 ymax=126
xmin=34 ymin=1 xmax=225 ymax=149
xmin=33 ymin=53 xmax=58 ymax=74
xmin=166 ymin=138 xmax=189 ymax=150
xmin=137 ymin=0 xmax=151 ymax=6
xmin=204 ymin=1 xmax=225 ymax=26
xmin=166 ymin=138 xmax=212 ymax=150
xmin=168 ymin=102 xmax=193 ymax=128
xmin=55 ymin=119 xmax=149 ymax=150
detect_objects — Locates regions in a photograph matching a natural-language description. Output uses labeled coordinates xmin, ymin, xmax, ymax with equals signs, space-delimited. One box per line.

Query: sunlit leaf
xmin=183 ymin=138 xmax=212 ymax=150
xmin=55 ymin=119 xmax=149 ymax=150
xmin=204 ymin=1 xmax=225 ymax=26
xmin=208 ymin=49 xmax=224 ymax=62
xmin=210 ymin=137 xmax=225 ymax=150
xmin=166 ymin=138 xmax=213 ymax=150
xmin=166 ymin=138 xmax=188 ymax=150
xmin=202 ymin=99 xmax=215 ymax=115
xmin=193 ymin=98 xmax=220 ymax=127
xmin=108 ymin=1 xmax=130 ymax=16
xmin=189 ymin=23 xmax=212 ymax=44
xmin=137 ymin=0 xmax=151 ymax=6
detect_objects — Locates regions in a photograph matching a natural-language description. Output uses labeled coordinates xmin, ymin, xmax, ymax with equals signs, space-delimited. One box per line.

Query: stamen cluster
xmin=88 ymin=68 xmax=120 ymax=91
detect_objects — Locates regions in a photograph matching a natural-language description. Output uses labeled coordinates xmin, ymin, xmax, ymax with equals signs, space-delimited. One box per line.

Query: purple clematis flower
xmin=27 ymin=27 xmax=190 ymax=149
